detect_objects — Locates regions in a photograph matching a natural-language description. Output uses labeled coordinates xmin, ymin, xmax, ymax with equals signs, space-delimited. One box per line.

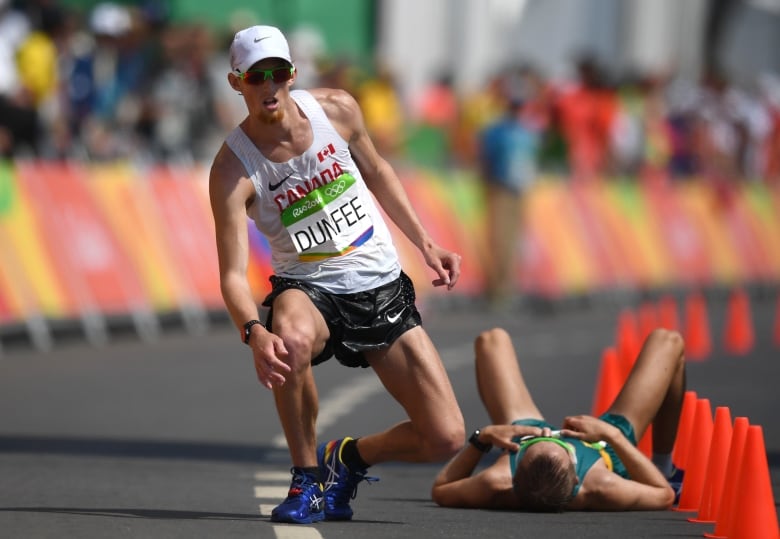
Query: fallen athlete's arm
xmin=432 ymin=424 xmax=542 ymax=509
xmin=562 ymin=415 xmax=675 ymax=510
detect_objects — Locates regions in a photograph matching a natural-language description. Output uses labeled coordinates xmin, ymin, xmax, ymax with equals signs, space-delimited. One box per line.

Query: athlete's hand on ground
xmin=423 ymin=244 xmax=461 ymax=290
xmin=250 ymin=332 xmax=292 ymax=389
xmin=560 ymin=415 xmax=619 ymax=443
xmin=481 ymin=424 xmax=544 ymax=452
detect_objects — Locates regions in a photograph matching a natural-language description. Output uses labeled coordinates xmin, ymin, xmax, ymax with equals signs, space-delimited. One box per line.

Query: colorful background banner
xmin=1 ymin=160 xmax=778 ymax=346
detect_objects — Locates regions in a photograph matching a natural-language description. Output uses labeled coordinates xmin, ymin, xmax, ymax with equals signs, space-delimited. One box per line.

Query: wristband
xmin=243 ymin=319 xmax=262 ymax=345
xmin=468 ymin=429 xmax=492 ymax=453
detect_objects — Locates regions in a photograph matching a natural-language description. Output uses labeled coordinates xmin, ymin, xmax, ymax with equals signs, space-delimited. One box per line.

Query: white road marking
xmin=270 ymin=368 xmax=388 ymax=449
xmin=273 ymin=526 xmax=323 ymax=539
xmin=254 ymin=470 xmax=296 ymax=481
xmin=255 ymin=485 xmax=289 ymax=498
xmin=258 ymin=503 xmax=276 ymax=516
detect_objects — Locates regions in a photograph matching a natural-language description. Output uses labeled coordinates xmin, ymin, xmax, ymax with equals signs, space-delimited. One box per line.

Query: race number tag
xmin=281 ymin=173 xmax=374 ymax=261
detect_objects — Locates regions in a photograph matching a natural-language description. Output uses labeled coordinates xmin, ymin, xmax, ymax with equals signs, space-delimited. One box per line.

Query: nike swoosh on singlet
xmin=269 ymin=173 xmax=293 ymax=191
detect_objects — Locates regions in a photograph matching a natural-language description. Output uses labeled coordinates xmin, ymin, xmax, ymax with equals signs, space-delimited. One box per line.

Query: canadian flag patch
xmin=317 ymin=143 xmax=336 ymax=162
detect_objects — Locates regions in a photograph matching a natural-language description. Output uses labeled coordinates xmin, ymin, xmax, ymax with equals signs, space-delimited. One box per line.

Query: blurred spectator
xmin=665 ymin=76 xmax=700 ymax=179
xmin=208 ymin=28 xmax=251 ymax=138
xmin=144 ymin=23 xmax=223 ymax=163
xmin=758 ymin=72 xmax=780 ymax=185
xmin=64 ymin=2 xmax=153 ymax=160
xmin=555 ymin=55 xmax=619 ymax=183
xmin=287 ymin=24 xmax=326 ymax=90
xmin=692 ymin=67 xmax=748 ymax=185
xmin=735 ymin=78 xmax=774 ymax=182
xmin=0 ymin=0 xmax=36 ymax=157
xmin=0 ymin=0 xmax=773 ymax=191
xmin=16 ymin=2 xmax=71 ymax=159
xmin=414 ymin=71 xmax=459 ymax=130
xmin=318 ymin=56 xmax=359 ymax=94
xmin=477 ymin=79 xmax=540 ymax=307
xmin=406 ymin=71 xmax=458 ymax=168
xmin=357 ymin=61 xmax=406 ymax=159
xmin=611 ymin=71 xmax=672 ymax=185
xmin=452 ymin=73 xmax=506 ymax=166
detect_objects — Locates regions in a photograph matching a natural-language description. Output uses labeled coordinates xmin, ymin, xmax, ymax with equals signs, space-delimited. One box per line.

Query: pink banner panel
xmin=147 ymin=166 xmax=224 ymax=309
xmin=16 ymin=161 xmax=150 ymax=315
xmin=0 ymin=162 xmax=72 ymax=319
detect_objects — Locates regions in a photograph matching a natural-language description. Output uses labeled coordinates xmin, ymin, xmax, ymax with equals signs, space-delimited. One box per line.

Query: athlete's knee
xmin=648 ymin=328 xmax=685 ymax=363
xmin=474 ymin=327 xmax=511 ymax=357
xmin=273 ymin=325 xmax=321 ymax=372
xmin=424 ymin=420 xmax=465 ymax=461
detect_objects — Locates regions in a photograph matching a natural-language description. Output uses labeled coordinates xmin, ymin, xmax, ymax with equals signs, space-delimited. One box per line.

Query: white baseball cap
xmin=229 ymin=25 xmax=292 ymax=74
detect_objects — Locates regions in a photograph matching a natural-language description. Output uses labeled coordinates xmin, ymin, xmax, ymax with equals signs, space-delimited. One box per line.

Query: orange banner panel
xmin=87 ymin=164 xmax=182 ymax=311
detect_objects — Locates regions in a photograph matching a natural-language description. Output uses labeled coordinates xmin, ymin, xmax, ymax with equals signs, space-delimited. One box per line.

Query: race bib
xmin=281 ymin=173 xmax=374 ymax=262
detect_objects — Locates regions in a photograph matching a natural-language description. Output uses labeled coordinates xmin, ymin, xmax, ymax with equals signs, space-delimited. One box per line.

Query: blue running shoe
xmin=317 ymin=437 xmax=379 ymax=521
xmin=667 ymin=467 xmax=685 ymax=505
xmin=270 ymin=467 xmax=325 ymax=524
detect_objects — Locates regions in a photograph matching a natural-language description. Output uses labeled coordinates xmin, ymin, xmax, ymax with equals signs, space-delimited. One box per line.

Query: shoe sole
xmin=270 ymin=512 xmax=325 ymax=524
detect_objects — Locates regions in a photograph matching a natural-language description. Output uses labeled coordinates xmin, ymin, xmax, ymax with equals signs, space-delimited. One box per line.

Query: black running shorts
xmin=261 ymin=271 xmax=423 ymax=368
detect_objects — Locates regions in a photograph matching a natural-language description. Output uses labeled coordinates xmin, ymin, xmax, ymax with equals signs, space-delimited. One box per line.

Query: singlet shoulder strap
xmin=290 ymin=89 xmax=341 ymax=138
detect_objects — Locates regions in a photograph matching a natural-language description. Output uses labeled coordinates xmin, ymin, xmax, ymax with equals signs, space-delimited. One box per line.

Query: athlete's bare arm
xmin=310 ymin=87 xmax=461 ymax=290
xmin=562 ymin=415 xmax=675 ymax=510
xmin=209 ymin=144 xmax=291 ymax=389
xmin=432 ymin=424 xmax=543 ymax=508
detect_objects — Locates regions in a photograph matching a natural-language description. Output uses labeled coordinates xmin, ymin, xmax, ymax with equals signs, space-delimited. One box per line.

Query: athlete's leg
xmin=485 ymin=185 xmax=521 ymax=304
xmin=606 ymin=328 xmax=686 ymax=454
xmin=354 ymin=326 xmax=465 ymax=464
xmin=474 ymin=327 xmax=543 ymax=425
xmin=269 ymin=289 xmax=331 ymax=467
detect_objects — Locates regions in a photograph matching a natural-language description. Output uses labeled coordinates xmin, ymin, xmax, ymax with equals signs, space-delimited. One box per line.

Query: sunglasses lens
xmin=272 ymin=68 xmax=292 ymax=83
xmin=243 ymin=71 xmax=265 ymax=85
xmin=243 ymin=67 xmax=292 ymax=85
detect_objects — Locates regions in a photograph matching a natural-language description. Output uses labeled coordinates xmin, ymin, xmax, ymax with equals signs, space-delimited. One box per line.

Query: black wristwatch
xmin=468 ymin=429 xmax=492 ymax=453
xmin=243 ymin=319 xmax=262 ymax=345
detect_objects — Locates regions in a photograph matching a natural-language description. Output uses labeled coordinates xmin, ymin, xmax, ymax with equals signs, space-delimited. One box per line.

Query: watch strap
xmin=468 ymin=429 xmax=492 ymax=453
xmin=243 ymin=319 xmax=262 ymax=345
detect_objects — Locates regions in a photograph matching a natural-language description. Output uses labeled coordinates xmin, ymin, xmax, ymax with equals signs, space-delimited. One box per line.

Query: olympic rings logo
xmin=324 ymin=180 xmax=346 ymax=198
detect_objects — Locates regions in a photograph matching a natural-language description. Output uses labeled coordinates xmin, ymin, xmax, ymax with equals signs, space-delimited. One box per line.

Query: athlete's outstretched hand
xmin=249 ymin=330 xmax=292 ymax=389
xmin=423 ymin=243 xmax=461 ymax=290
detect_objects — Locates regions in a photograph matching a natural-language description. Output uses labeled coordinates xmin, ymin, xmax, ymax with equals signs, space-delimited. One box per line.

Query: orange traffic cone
xmin=591 ymin=347 xmax=621 ymax=417
xmin=684 ymin=291 xmax=711 ymax=360
xmin=704 ymin=416 xmax=750 ymax=539
xmin=672 ymin=390 xmax=698 ymax=469
xmin=657 ymin=295 xmax=679 ymax=331
xmin=731 ymin=425 xmax=780 ymax=539
xmin=689 ymin=406 xmax=732 ymax=523
xmin=637 ymin=302 xmax=658 ymax=342
xmin=615 ymin=309 xmax=640 ymax=380
xmin=675 ymin=398 xmax=713 ymax=512
xmin=724 ymin=288 xmax=754 ymax=356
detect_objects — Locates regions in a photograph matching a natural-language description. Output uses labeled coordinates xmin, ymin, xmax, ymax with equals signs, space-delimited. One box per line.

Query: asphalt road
xmin=0 ymin=291 xmax=778 ymax=539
